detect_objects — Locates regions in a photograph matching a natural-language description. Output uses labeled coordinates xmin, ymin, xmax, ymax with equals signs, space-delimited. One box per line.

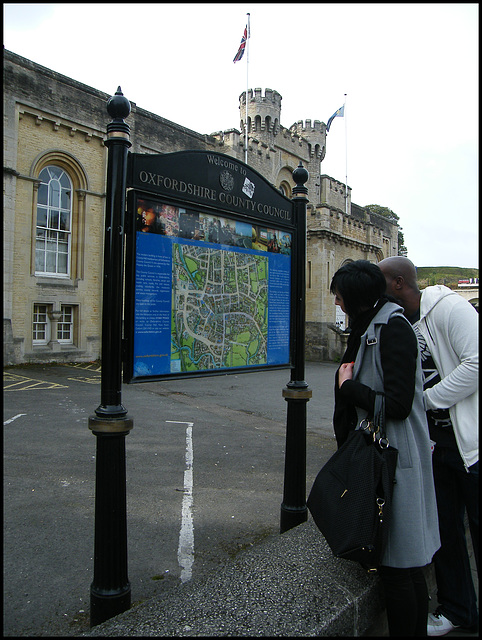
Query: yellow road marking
xmin=62 ymin=363 xmax=101 ymax=372
xmin=4 ymin=364 xmax=101 ymax=390
xmin=3 ymin=372 xmax=68 ymax=391
xmin=67 ymin=376 xmax=101 ymax=384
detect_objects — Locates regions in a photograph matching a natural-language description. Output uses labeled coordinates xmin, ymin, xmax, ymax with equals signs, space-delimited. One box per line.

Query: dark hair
xmin=330 ymin=260 xmax=386 ymax=318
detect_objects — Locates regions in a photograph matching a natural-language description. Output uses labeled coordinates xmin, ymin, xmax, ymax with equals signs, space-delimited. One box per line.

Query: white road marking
xmin=166 ymin=421 xmax=195 ymax=583
xmin=3 ymin=414 xmax=27 ymax=425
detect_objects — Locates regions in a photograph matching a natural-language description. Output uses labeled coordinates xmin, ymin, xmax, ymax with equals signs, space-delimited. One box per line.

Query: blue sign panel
xmin=130 ymin=198 xmax=291 ymax=380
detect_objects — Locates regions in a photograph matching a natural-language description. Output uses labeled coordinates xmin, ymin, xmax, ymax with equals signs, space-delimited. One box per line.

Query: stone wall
xmin=3 ymin=50 xmax=222 ymax=365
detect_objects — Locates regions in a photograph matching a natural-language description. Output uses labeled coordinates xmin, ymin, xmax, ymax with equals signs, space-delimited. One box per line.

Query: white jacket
xmin=418 ymin=285 xmax=478 ymax=469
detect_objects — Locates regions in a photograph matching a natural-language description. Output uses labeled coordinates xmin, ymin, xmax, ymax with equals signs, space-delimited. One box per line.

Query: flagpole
xmin=344 ymin=93 xmax=348 ymax=215
xmin=245 ymin=13 xmax=250 ymax=165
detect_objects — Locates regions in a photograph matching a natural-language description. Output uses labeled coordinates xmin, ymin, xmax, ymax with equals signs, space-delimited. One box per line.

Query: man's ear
xmin=394 ymin=276 xmax=404 ymax=290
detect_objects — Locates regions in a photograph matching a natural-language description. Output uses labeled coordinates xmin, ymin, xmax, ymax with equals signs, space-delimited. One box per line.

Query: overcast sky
xmin=4 ymin=3 xmax=478 ymax=268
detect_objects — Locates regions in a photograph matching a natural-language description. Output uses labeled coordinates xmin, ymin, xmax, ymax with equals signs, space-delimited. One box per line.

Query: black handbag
xmin=307 ymin=393 xmax=398 ymax=572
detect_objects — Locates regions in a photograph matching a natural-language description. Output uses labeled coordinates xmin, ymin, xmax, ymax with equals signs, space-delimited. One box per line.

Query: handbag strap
xmin=373 ymin=391 xmax=392 ymax=449
xmin=360 ymin=391 xmax=388 ymax=442
xmin=373 ymin=391 xmax=386 ymax=437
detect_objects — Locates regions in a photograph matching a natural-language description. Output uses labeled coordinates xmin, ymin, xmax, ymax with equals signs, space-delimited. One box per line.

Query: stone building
xmin=3 ymin=49 xmax=398 ymax=366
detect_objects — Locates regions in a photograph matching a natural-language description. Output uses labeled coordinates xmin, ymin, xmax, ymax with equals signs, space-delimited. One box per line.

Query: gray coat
xmin=353 ymin=302 xmax=441 ymax=568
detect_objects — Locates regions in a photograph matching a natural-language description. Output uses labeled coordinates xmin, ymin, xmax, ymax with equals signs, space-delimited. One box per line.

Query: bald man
xmin=378 ymin=256 xmax=479 ymax=636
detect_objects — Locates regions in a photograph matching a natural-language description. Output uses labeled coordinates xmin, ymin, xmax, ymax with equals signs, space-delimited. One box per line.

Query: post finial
xmin=292 ymin=162 xmax=309 ymax=198
xmin=106 ymin=88 xmax=131 ymax=135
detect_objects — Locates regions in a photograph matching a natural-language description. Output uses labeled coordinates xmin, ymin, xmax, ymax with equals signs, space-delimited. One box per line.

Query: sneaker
xmin=427 ymin=611 xmax=459 ymax=637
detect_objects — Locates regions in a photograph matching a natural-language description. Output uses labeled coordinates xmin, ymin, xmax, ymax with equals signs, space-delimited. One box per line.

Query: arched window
xmin=35 ymin=166 xmax=72 ymax=276
xmin=279 ymin=181 xmax=292 ymax=198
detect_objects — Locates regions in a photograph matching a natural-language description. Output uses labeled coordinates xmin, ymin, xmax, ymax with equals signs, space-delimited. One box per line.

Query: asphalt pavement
xmin=3 ymin=361 xmax=339 ymax=637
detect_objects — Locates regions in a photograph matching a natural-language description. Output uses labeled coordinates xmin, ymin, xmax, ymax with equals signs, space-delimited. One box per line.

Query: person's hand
xmin=338 ymin=362 xmax=354 ymax=388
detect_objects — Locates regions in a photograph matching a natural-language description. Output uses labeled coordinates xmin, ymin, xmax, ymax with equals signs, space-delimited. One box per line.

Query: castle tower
xmin=289 ymin=120 xmax=326 ymax=165
xmin=288 ymin=120 xmax=327 ymax=205
xmin=239 ymin=88 xmax=282 ymax=140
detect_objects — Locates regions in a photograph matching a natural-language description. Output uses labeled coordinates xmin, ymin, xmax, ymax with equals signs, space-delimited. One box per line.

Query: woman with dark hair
xmin=330 ymin=260 xmax=440 ymax=637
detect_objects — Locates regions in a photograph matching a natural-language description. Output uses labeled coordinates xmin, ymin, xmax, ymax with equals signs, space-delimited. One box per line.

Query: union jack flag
xmin=233 ymin=26 xmax=248 ymax=62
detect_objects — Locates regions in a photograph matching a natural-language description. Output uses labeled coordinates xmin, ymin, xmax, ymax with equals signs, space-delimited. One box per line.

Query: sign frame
xmin=123 ymin=150 xmax=298 ymax=383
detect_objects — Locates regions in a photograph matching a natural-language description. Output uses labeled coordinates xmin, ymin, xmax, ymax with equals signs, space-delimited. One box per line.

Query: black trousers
xmin=378 ymin=565 xmax=429 ymax=636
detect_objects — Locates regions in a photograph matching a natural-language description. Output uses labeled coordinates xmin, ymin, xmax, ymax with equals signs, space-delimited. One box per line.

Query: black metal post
xmin=88 ymin=87 xmax=133 ymax=627
xmin=280 ymin=162 xmax=312 ymax=533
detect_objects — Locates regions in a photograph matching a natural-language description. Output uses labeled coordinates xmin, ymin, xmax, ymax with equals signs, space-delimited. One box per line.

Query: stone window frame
xmin=276 ymin=166 xmax=294 ymax=200
xmin=35 ymin=165 xmax=73 ymax=277
xmin=278 ymin=180 xmax=292 ymax=199
xmin=57 ymin=304 xmax=75 ymax=344
xmin=30 ymin=150 xmax=89 ymax=282
xmin=32 ymin=303 xmax=52 ymax=345
xmin=32 ymin=301 xmax=79 ymax=349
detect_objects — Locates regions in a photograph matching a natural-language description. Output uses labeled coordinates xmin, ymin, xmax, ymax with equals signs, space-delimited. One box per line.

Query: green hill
xmin=416 ymin=266 xmax=479 ymax=289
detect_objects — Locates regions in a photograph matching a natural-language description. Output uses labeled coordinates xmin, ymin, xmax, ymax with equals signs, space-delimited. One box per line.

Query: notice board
xmin=124 ymin=151 xmax=297 ymax=382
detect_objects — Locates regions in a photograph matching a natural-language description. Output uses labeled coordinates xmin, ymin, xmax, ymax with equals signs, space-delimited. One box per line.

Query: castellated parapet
xmin=289 ymin=120 xmax=326 ymax=161
xmin=215 ymin=88 xmax=328 ymax=180
xmin=319 ymin=174 xmax=351 ymax=213
xmin=239 ymin=88 xmax=282 ymax=136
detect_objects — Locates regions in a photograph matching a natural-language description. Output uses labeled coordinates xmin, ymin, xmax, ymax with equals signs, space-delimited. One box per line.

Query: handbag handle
xmin=374 ymin=392 xmax=390 ymax=447
xmin=373 ymin=392 xmax=386 ymax=436
xmin=359 ymin=392 xmax=389 ymax=445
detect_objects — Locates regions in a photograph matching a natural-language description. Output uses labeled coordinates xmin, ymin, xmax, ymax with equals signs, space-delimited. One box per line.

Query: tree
xmin=364 ymin=204 xmax=408 ymax=256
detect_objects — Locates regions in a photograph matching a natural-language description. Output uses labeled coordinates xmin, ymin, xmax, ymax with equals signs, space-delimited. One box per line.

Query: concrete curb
xmin=84 ymin=517 xmax=385 ymax=637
